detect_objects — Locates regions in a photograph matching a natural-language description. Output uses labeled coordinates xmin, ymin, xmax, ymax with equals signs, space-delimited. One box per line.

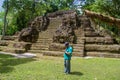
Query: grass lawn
xmin=0 ymin=54 xmax=120 ymax=80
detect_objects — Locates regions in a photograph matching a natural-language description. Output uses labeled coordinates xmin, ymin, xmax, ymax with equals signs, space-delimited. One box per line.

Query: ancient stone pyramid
xmin=0 ymin=10 xmax=120 ymax=58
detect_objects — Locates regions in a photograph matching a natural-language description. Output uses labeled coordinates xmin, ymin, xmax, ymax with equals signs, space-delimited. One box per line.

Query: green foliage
xmin=1 ymin=0 xmax=74 ymax=35
xmin=6 ymin=25 xmax=18 ymax=35
xmin=83 ymin=0 xmax=120 ymax=43
xmin=83 ymin=0 xmax=120 ymax=18
xmin=0 ymin=11 xmax=4 ymax=35
xmin=94 ymin=19 xmax=120 ymax=43
xmin=0 ymin=55 xmax=120 ymax=80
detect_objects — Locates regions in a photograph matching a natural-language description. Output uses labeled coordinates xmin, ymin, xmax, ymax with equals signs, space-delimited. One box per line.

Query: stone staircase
xmin=73 ymin=27 xmax=85 ymax=56
xmin=28 ymin=18 xmax=62 ymax=55
xmin=83 ymin=16 xmax=120 ymax=58
xmin=0 ymin=38 xmax=31 ymax=53
xmin=1 ymin=15 xmax=119 ymax=58
xmin=28 ymin=17 xmax=85 ymax=57
xmin=28 ymin=15 xmax=120 ymax=58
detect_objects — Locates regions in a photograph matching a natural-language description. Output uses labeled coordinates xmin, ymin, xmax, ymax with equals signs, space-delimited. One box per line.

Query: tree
xmin=2 ymin=0 xmax=9 ymax=39
xmin=2 ymin=0 xmax=74 ymax=35
xmin=83 ymin=0 xmax=120 ymax=42
xmin=83 ymin=0 xmax=120 ymax=18
xmin=0 ymin=11 xmax=4 ymax=35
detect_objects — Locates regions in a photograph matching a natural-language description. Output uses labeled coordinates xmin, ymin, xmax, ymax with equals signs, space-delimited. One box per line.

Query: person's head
xmin=64 ymin=42 xmax=69 ymax=48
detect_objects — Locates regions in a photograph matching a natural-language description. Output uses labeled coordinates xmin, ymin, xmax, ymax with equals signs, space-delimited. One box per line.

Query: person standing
xmin=64 ymin=42 xmax=73 ymax=74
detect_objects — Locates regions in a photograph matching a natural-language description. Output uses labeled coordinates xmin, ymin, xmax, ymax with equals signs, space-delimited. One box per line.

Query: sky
xmin=73 ymin=0 xmax=86 ymax=5
xmin=0 ymin=0 xmax=4 ymax=11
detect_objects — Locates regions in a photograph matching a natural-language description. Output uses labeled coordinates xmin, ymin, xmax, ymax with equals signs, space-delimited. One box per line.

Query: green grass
xmin=0 ymin=54 xmax=120 ymax=80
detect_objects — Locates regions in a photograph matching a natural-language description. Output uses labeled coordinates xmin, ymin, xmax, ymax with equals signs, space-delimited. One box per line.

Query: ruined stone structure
xmin=18 ymin=16 xmax=49 ymax=42
xmin=85 ymin=10 xmax=120 ymax=29
xmin=0 ymin=10 xmax=120 ymax=58
xmin=47 ymin=10 xmax=76 ymax=18
xmin=53 ymin=14 xmax=76 ymax=43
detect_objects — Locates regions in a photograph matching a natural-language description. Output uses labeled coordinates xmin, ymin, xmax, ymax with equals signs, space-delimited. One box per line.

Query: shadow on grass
xmin=0 ymin=54 xmax=36 ymax=73
xmin=70 ymin=71 xmax=83 ymax=76
xmin=0 ymin=54 xmax=13 ymax=58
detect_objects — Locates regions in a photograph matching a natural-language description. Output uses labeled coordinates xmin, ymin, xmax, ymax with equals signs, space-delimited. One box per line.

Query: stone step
xmin=40 ymin=29 xmax=56 ymax=32
xmin=75 ymin=30 xmax=84 ymax=33
xmin=1 ymin=36 xmax=17 ymax=41
xmin=0 ymin=40 xmax=11 ymax=46
xmin=0 ymin=46 xmax=26 ymax=53
xmin=42 ymin=51 xmax=84 ymax=57
xmin=1 ymin=41 xmax=31 ymax=50
xmin=38 ymin=34 xmax=54 ymax=38
xmin=34 ymin=42 xmax=52 ymax=45
xmin=37 ymin=38 xmax=52 ymax=40
xmin=77 ymin=37 xmax=85 ymax=39
xmin=50 ymin=50 xmax=84 ymax=53
xmin=30 ymin=47 xmax=49 ymax=50
xmin=48 ymin=45 xmax=84 ymax=51
xmin=48 ymin=18 xmax=61 ymax=28
xmin=37 ymin=37 xmax=53 ymax=39
xmin=28 ymin=50 xmax=44 ymax=53
xmin=28 ymin=48 xmax=84 ymax=54
xmin=73 ymin=45 xmax=84 ymax=48
xmin=74 ymin=49 xmax=84 ymax=52
xmin=72 ymin=44 xmax=84 ymax=47
xmin=38 ymin=37 xmax=53 ymax=39
xmin=86 ymin=52 xmax=120 ymax=58
xmin=9 ymin=41 xmax=31 ymax=45
xmin=39 ymin=30 xmax=55 ymax=32
xmin=34 ymin=40 xmax=52 ymax=43
xmin=76 ymin=34 xmax=85 ymax=37
xmin=36 ymin=40 xmax=52 ymax=43
xmin=31 ymin=43 xmax=50 ymax=46
xmin=76 ymin=41 xmax=84 ymax=44
xmin=75 ymin=33 xmax=84 ymax=36
xmin=36 ymin=39 xmax=52 ymax=42
xmin=75 ymin=29 xmax=84 ymax=32
xmin=31 ymin=44 xmax=49 ymax=47
xmin=1 ymin=41 xmax=31 ymax=45
xmin=47 ymin=27 xmax=57 ymax=29
xmin=37 ymin=36 xmax=52 ymax=40
xmin=38 ymin=30 xmax=55 ymax=35
xmin=85 ymin=44 xmax=120 ymax=52
xmin=85 ymin=32 xmax=103 ymax=37
xmin=85 ymin=31 xmax=98 ymax=34
xmin=85 ymin=37 xmax=114 ymax=44
xmin=34 ymin=40 xmax=51 ymax=43
xmin=84 ymin=28 xmax=94 ymax=31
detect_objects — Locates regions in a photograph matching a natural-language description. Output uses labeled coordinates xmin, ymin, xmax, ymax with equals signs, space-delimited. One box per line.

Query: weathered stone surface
xmin=1 ymin=36 xmax=15 ymax=40
xmin=18 ymin=27 xmax=39 ymax=42
xmin=13 ymin=42 xmax=31 ymax=52
xmin=85 ymin=44 xmax=120 ymax=52
xmin=85 ymin=10 xmax=120 ymax=29
xmin=53 ymin=13 xmax=78 ymax=43
xmin=47 ymin=10 xmax=76 ymax=18
xmin=18 ymin=16 xmax=49 ymax=42
xmin=49 ymin=43 xmax=65 ymax=51
xmin=34 ymin=16 xmax=49 ymax=31
xmin=0 ymin=41 xmax=8 ymax=46
xmin=85 ymin=37 xmax=114 ymax=44
xmin=80 ymin=16 xmax=91 ymax=28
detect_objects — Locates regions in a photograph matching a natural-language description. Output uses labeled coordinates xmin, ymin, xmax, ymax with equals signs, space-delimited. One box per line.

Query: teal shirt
xmin=64 ymin=46 xmax=73 ymax=60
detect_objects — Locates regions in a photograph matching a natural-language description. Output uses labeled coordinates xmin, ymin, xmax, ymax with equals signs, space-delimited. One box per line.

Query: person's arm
xmin=65 ymin=47 xmax=72 ymax=56
xmin=65 ymin=51 xmax=71 ymax=55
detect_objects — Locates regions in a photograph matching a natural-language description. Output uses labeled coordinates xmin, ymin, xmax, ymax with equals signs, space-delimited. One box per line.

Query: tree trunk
xmin=2 ymin=0 xmax=8 ymax=40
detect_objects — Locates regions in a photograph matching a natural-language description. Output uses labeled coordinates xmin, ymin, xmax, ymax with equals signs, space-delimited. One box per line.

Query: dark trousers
xmin=64 ymin=60 xmax=71 ymax=74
